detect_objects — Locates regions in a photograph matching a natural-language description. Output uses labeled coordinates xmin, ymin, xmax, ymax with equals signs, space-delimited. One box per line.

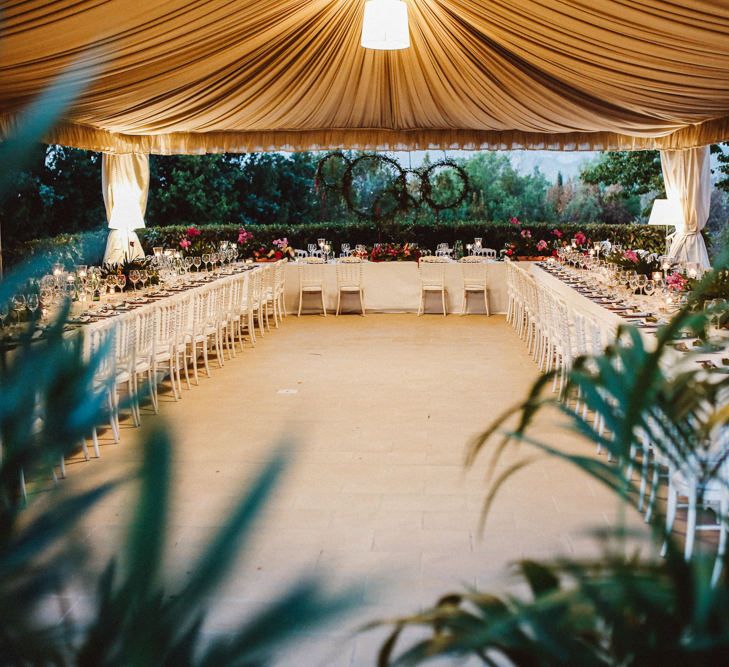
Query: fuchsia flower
xmin=186 ymin=226 xmax=201 ymax=238
xmin=536 ymin=240 xmax=548 ymax=252
xmin=666 ymin=272 xmax=689 ymax=292
xmin=179 ymin=239 xmax=191 ymax=250
xmin=509 ymin=216 xmax=521 ymax=226
xmin=273 ymin=237 xmax=288 ymax=249
xmin=552 ymin=228 xmax=563 ymax=238
xmin=623 ymin=250 xmax=639 ymax=263
xmin=574 ymin=231 xmax=587 ymax=246
xmin=238 ymin=227 xmax=253 ymax=244
xmin=520 ymin=229 xmax=532 ymax=239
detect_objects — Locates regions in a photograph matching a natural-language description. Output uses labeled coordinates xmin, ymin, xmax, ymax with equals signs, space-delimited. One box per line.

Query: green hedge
xmin=6 ymin=221 xmax=668 ymax=268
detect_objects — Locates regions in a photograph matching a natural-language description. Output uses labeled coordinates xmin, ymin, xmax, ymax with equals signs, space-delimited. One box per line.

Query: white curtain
xmin=660 ymin=146 xmax=711 ymax=269
xmin=102 ymin=153 xmax=149 ymax=264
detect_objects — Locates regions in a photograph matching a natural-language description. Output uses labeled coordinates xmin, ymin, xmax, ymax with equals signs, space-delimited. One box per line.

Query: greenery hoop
xmin=341 ymin=154 xmax=408 ymax=221
xmin=314 ymin=153 xmax=470 ymax=222
xmin=314 ymin=151 xmax=349 ymax=192
xmin=419 ymin=160 xmax=470 ymax=213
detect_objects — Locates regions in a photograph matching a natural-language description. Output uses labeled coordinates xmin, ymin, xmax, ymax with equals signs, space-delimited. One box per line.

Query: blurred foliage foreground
xmin=3 ymin=255 xmax=729 ymax=666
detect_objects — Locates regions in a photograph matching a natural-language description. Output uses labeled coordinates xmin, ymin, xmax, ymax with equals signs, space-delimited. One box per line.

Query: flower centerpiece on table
xmin=666 ymin=271 xmax=690 ymax=292
xmin=236 ymin=227 xmax=256 ymax=257
xmin=178 ymin=226 xmax=214 ymax=256
xmin=605 ymin=248 xmax=661 ymax=276
xmin=252 ymin=237 xmax=295 ymax=262
xmin=368 ymin=242 xmax=422 ymax=262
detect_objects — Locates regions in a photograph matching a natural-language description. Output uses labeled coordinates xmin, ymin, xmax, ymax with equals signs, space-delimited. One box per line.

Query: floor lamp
xmin=648 ymin=198 xmax=682 ymax=256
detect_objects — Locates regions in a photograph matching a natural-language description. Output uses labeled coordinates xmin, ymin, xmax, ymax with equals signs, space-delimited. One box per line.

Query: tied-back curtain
xmin=102 ymin=153 xmax=149 ymax=264
xmin=661 ymin=147 xmax=711 ymax=269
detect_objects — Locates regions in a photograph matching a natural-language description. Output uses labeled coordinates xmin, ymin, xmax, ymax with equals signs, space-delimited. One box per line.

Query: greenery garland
xmin=315 ymin=152 xmax=471 ymax=222
xmin=418 ymin=160 xmax=470 ymax=213
xmin=341 ymin=154 xmax=408 ymax=221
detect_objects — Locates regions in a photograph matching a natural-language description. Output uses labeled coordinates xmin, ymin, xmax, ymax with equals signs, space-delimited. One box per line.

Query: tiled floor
xmin=58 ymin=313 xmax=651 ymax=665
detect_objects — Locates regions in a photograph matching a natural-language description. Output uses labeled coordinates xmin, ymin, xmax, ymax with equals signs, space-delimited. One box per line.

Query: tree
xmin=581 ymin=150 xmax=664 ymax=196
xmin=711 ymin=143 xmax=729 ymax=192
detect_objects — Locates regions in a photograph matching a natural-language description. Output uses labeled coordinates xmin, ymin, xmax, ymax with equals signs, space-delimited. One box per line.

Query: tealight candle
xmin=651 ymin=271 xmax=663 ymax=282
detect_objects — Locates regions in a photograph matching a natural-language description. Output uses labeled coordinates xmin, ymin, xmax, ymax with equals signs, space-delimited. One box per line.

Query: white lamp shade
xmin=647 ymin=198 xmax=684 ymax=227
xmin=361 ymin=0 xmax=410 ymax=50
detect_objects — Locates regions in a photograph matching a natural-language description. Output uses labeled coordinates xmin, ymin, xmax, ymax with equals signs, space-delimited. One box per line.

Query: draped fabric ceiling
xmin=2 ymin=0 xmax=729 ymax=154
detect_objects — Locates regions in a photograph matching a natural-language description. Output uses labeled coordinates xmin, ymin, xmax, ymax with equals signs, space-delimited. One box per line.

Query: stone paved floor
xmin=56 ymin=313 xmax=652 ymax=665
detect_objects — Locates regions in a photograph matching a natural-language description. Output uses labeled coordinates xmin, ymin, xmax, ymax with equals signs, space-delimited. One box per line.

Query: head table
xmin=284 ymin=260 xmax=508 ymax=315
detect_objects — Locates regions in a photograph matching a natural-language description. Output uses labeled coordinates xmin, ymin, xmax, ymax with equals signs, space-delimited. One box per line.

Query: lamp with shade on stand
xmin=648 ymin=198 xmax=683 ymax=258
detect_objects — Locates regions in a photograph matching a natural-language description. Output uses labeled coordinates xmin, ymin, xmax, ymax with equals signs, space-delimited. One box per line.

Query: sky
xmin=389 ymin=149 xmax=598 ymax=182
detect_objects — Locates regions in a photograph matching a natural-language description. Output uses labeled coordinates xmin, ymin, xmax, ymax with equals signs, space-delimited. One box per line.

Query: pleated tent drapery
xmin=661 ymin=147 xmax=712 ymax=269
xmin=2 ymin=1 xmax=729 ymax=154
xmin=101 ymin=153 xmax=148 ymax=264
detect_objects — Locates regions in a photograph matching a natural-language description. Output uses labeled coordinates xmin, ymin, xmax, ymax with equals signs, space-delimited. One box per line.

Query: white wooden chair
xmin=335 ymin=257 xmax=365 ymax=316
xmin=418 ymin=256 xmax=448 ymax=316
xmin=459 ymin=257 xmax=490 ymax=315
xmin=298 ymin=257 xmax=327 ymax=316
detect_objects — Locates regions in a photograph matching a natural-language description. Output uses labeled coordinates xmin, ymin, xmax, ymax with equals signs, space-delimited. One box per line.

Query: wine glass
xmin=106 ymin=275 xmax=117 ymax=296
xmin=117 ymin=274 xmax=127 ymax=292
xmin=193 ymin=256 xmax=202 ymax=272
xmin=185 ymin=257 xmax=194 ymax=273
xmin=26 ymin=293 xmax=39 ymax=319
xmin=202 ymin=253 xmax=211 ymax=272
xmin=643 ymin=280 xmax=655 ymax=298
xmin=12 ymin=294 xmax=26 ymax=323
xmin=139 ymin=269 xmax=149 ymax=291
xmin=129 ymin=270 xmax=140 ymax=291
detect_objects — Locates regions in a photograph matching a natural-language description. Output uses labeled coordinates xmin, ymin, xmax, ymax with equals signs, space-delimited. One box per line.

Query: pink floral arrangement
xmin=186 ymin=226 xmax=201 ymax=238
xmin=179 ymin=238 xmax=191 ymax=250
xmin=520 ymin=229 xmax=532 ymax=239
xmin=238 ymin=227 xmax=254 ymax=244
xmin=273 ymin=237 xmax=289 ymax=249
xmin=536 ymin=239 xmax=548 ymax=252
xmin=509 ymin=216 xmax=521 ymax=226
xmin=666 ymin=272 xmax=689 ymax=292
xmin=574 ymin=231 xmax=587 ymax=246
xmin=623 ymin=250 xmax=639 ymax=263
xmin=552 ymin=228 xmax=563 ymax=238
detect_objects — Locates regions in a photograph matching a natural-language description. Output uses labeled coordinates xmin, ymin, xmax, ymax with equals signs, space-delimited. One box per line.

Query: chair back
xmin=136 ymin=309 xmax=156 ymax=361
xmin=472 ymin=247 xmax=497 ymax=258
xmin=336 ymin=257 xmax=363 ymax=288
xmin=301 ymin=258 xmax=325 ymax=288
xmin=419 ymin=257 xmax=446 ymax=287
xmin=460 ymin=259 xmax=487 ymax=287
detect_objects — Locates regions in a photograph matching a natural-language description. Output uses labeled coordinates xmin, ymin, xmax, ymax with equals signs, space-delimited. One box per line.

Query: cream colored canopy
xmin=2 ymin=0 xmax=729 ymax=154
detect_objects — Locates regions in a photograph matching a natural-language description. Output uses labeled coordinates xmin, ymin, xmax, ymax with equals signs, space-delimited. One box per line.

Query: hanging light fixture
xmin=361 ymin=0 xmax=410 ymax=50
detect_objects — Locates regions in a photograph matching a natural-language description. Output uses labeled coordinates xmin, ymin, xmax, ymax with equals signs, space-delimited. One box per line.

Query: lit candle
xmin=651 ymin=271 xmax=662 ymax=282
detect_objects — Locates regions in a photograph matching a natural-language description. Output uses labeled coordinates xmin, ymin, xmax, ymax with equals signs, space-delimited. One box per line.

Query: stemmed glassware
xmin=193 ymin=256 xmax=202 ymax=272
xmin=202 ymin=253 xmax=211 ymax=272
xmin=106 ymin=275 xmax=117 ymax=296
xmin=26 ymin=293 xmax=39 ymax=319
xmin=139 ymin=269 xmax=149 ymax=291
xmin=12 ymin=294 xmax=26 ymax=323
xmin=117 ymin=274 xmax=127 ymax=292
xmin=185 ymin=257 xmax=194 ymax=273
xmin=129 ymin=270 xmax=140 ymax=291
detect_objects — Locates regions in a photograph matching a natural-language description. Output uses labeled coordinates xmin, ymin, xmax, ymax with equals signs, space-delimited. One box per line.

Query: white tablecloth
xmin=284 ymin=261 xmax=508 ymax=315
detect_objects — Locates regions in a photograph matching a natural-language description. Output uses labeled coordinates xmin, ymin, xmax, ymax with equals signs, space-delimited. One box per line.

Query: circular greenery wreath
xmin=419 ymin=159 xmax=470 ymax=214
xmin=342 ymin=154 xmax=408 ymax=221
xmin=315 ymin=152 xmax=470 ymax=222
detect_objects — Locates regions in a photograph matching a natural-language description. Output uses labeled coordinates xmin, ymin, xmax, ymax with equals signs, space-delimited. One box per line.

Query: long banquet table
xmin=284 ymin=260 xmax=508 ymax=315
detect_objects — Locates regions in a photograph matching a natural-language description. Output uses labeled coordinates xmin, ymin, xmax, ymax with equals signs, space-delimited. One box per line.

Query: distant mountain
xmin=389 ymin=149 xmax=598 ymax=183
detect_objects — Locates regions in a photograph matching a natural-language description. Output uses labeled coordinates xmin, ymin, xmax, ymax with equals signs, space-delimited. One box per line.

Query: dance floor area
xmin=61 ymin=314 xmax=650 ymax=666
